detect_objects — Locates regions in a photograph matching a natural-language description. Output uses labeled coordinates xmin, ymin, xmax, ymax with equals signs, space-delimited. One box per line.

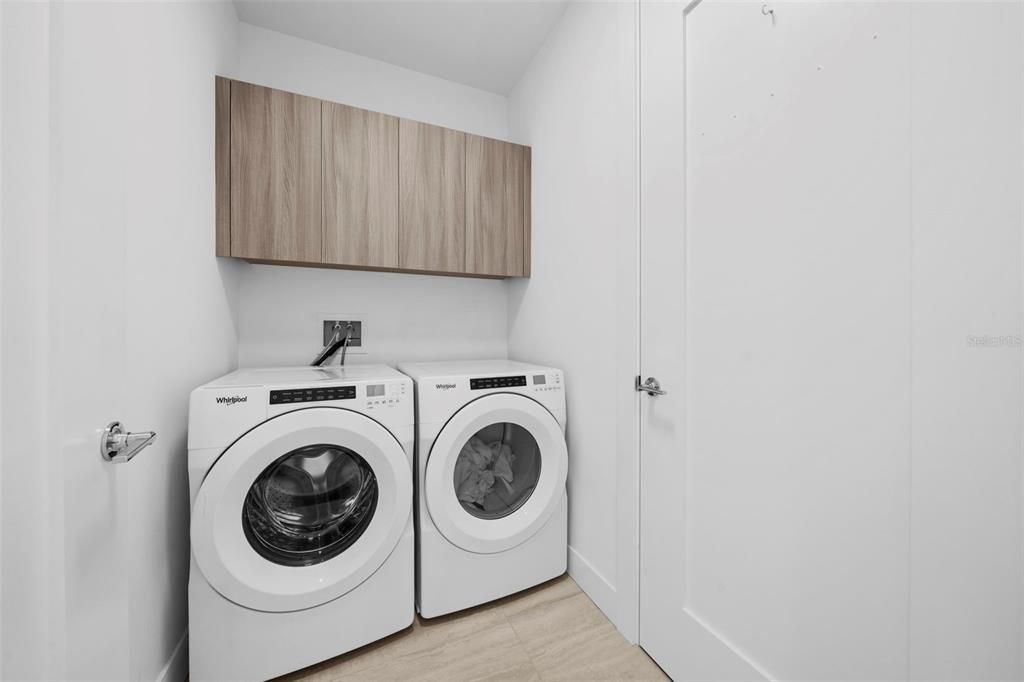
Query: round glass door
xmin=243 ymin=444 xmax=378 ymax=567
xmin=424 ymin=393 xmax=568 ymax=554
xmin=190 ymin=407 xmax=412 ymax=612
xmin=453 ymin=423 xmax=541 ymax=520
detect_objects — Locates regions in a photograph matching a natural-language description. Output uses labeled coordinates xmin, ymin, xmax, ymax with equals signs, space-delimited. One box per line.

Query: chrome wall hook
xmin=762 ymin=4 xmax=776 ymax=25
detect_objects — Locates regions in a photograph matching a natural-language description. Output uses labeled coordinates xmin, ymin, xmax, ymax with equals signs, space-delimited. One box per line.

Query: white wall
xmin=505 ymin=2 xmax=639 ymax=637
xmin=234 ymin=23 xmax=512 ymax=369
xmin=1 ymin=1 xmax=4 ymax=671
xmin=110 ymin=5 xmax=242 ymax=679
xmin=237 ymin=22 xmax=508 ymax=139
xmin=677 ymin=4 xmax=915 ymax=677
xmin=237 ymin=266 xmax=508 ymax=367
xmin=908 ymin=4 xmax=1022 ymax=677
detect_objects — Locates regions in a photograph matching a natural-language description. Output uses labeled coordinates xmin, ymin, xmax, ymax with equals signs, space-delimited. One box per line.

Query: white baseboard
xmin=568 ymin=545 xmax=618 ymax=626
xmin=156 ymin=629 xmax=188 ymax=682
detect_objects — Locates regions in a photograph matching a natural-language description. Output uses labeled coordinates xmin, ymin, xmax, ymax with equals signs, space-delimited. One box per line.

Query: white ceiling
xmin=233 ymin=1 xmax=568 ymax=95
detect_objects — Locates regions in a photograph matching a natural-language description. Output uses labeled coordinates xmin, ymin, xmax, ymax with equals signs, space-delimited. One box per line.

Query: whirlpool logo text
xmin=216 ymin=395 xmax=248 ymax=406
xmin=435 ymin=383 xmax=457 ymax=390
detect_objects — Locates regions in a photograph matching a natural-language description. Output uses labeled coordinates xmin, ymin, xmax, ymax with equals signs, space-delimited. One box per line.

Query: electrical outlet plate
xmin=315 ymin=312 xmax=368 ymax=356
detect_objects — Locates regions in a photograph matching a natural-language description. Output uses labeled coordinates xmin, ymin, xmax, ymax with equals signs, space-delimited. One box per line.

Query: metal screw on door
xmin=636 ymin=376 xmax=667 ymax=397
xmin=100 ymin=421 xmax=157 ymax=463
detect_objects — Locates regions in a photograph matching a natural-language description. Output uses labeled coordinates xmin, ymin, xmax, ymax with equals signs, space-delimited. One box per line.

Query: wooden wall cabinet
xmin=323 ymin=102 xmax=399 ymax=268
xmin=217 ymin=77 xmax=531 ymax=278
xmin=227 ymin=80 xmax=322 ymax=262
xmin=466 ymin=135 xmax=529 ymax=277
xmin=399 ymin=120 xmax=466 ymax=273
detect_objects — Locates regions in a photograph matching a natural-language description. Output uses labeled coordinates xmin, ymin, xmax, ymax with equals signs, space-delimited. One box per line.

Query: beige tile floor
xmin=279 ymin=575 xmax=668 ymax=682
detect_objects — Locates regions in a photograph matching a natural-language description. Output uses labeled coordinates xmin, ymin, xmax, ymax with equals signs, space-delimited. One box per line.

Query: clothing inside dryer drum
xmin=453 ymin=423 xmax=541 ymax=520
xmin=242 ymin=443 xmax=378 ymax=567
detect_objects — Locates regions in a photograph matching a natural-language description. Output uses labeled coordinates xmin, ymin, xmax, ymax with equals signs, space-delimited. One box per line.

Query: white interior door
xmin=58 ymin=4 xmax=135 ymax=677
xmin=639 ymin=2 xmax=1022 ymax=680
xmin=3 ymin=3 xmax=135 ymax=677
xmin=5 ymin=2 xmax=239 ymax=679
xmin=639 ymin=4 xmax=783 ymax=678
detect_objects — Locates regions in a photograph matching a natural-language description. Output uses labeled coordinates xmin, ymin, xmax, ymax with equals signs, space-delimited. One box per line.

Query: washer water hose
xmin=310 ymin=322 xmax=354 ymax=367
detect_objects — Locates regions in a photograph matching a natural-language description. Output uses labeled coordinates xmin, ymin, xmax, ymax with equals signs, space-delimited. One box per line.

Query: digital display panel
xmin=470 ymin=375 xmax=527 ymax=390
xmin=270 ymin=385 xmax=356 ymax=404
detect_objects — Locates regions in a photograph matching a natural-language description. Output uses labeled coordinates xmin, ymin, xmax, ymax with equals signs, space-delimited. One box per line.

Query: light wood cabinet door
xmin=230 ymin=81 xmax=321 ymax=262
xmin=323 ymin=102 xmax=399 ymax=268
xmin=399 ymin=120 xmax=465 ymax=273
xmin=522 ymin=146 xmax=531 ymax=277
xmin=215 ymin=77 xmax=231 ymax=257
xmin=466 ymin=135 xmax=527 ymax=276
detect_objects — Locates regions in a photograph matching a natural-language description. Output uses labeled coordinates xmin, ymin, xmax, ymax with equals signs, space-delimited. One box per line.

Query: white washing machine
xmin=187 ymin=365 xmax=414 ymax=681
xmin=397 ymin=360 xmax=568 ymax=618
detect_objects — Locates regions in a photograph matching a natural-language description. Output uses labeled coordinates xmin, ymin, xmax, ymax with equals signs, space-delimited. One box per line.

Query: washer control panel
xmin=270 ymin=385 xmax=356 ymax=404
xmin=470 ymin=375 xmax=527 ymax=390
xmin=268 ymin=381 xmax=410 ymax=409
xmin=363 ymin=381 xmax=408 ymax=411
xmin=531 ymin=372 xmax=563 ymax=394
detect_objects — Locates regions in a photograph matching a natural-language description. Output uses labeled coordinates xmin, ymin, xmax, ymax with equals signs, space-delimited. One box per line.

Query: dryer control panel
xmin=466 ymin=373 xmax=563 ymax=394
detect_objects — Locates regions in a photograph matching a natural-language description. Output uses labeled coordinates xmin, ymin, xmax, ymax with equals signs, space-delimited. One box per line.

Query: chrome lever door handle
xmin=636 ymin=376 xmax=667 ymax=397
xmin=100 ymin=421 xmax=157 ymax=463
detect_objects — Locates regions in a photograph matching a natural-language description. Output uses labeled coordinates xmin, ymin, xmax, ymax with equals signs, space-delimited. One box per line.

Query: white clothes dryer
xmin=397 ymin=360 xmax=568 ymax=618
xmin=187 ymin=365 xmax=413 ymax=681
